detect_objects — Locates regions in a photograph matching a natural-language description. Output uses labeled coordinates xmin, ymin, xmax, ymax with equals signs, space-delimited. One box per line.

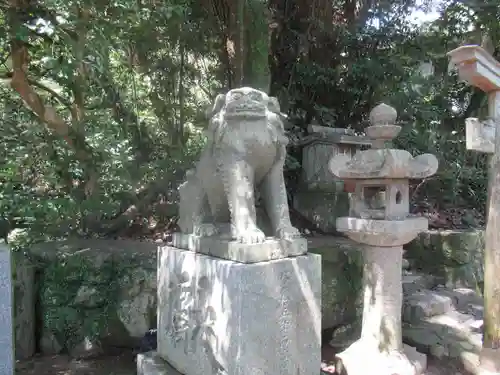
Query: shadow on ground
xmin=17 ymin=344 xmax=475 ymax=375
xmin=15 ymin=350 xmax=136 ymax=375
xmin=321 ymin=344 xmax=475 ymax=375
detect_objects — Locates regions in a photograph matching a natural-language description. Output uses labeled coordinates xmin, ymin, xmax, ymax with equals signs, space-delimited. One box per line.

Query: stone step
xmin=402 ymin=272 xmax=440 ymax=296
xmin=403 ymin=290 xmax=453 ymax=323
xmin=403 ymin=309 xmax=482 ymax=363
xmin=430 ymin=286 xmax=483 ymax=312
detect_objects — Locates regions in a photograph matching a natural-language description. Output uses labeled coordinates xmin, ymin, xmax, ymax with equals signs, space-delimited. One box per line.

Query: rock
xmin=403 ymin=308 xmax=482 ymax=362
xmin=453 ymin=288 xmax=483 ymax=308
xmin=402 ymin=273 xmax=440 ymax=296
xmin=329 ymin=322 xmax=361 ymax=350
xmin=308 ymin=237 xmax=363 ymax=331
xmin=73 ymin=286 xmax=103 ymax=307
xmin=116 ymin=269 xmax=156 ymax=338
xmin=431 ymin=286 xmax=483 ymax=311
xmin=40 ymin=331 xmax=63 ymax=354
xmin=402 ymin=258 xmax=410 ymax=270
xmin=30 ymin=239 xmax=157 ymax=354
xmin=69 ymin=337 xmax=103 ymax=359
xmin=404 ymin=230 xmax=484 ymax=289
xmin=430 ymin=344 xmax=448 ymax=359
xmin=403 ymin=290 xmax=453 ymax=323
xmin=460 ymin=351 xmax=479 ymax=374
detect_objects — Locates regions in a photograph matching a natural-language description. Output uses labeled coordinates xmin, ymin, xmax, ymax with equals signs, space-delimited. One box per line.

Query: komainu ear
xmin=206 ymin=93 xmax=226 ymax=119
xmin=268 ymin=97 xmax=280 ymax=114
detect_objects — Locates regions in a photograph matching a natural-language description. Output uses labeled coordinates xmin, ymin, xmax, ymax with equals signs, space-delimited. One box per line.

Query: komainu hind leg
xmin=178 ymin=169 xmax=210 ymax=235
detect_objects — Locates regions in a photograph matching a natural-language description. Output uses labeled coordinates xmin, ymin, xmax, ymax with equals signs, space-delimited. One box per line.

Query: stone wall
xmin=12 ymin=237 xmax=365 ymax=359
xmin=12 ymin=230 xmax=484 ymax=359
xmin=404 ymin=230 xmax=484 ymax=291
xmin=24 ymin=240 xmax=157 ymax=358
xmin=308 ymin=237 xmax=363 ymax=331
xmin=13 ymin=252 xmax=35 ymax=360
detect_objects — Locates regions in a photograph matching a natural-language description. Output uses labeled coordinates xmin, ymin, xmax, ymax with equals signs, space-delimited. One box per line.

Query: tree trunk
xmin=204 ymin=0 xmax=270 ymax=90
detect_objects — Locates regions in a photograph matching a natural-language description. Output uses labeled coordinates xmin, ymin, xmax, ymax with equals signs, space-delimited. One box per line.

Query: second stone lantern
xmin=329 ymin=104 xmax=438 ymax=375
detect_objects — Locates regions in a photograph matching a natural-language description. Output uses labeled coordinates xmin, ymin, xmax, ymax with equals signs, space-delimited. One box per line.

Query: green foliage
xmin=0 ymin=0 xmax=497 ymax=248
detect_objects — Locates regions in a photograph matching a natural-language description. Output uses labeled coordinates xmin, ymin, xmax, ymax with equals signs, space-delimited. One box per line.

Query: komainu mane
xmin=178 ymin=87 xmax=300 ymax=244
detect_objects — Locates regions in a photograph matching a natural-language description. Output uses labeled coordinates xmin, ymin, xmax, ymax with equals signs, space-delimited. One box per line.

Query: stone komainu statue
xmin=178 ymin=87 xmax=300 ymax=244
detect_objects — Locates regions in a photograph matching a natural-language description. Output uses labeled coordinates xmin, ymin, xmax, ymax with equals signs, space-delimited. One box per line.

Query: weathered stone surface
xmin=465 ymin=117 xmax=495 ymax=154
xmin=40 ymin=331 xmax=63 ymax=354
xmin=30 ymin=239 xmax=157 ymax=356
xmin=69 ymin=337 xmax=103 ymax=359
xmin=402 ymin=272 xmax=439 ymax=296
xmin=307 ymin=237 xmax=363 ymax=332
xmin=330 ymin=104 xmax=435 ymax=375
xmin=403 ymin=290 xmax=454 ymax=323
xmin=294 ymin=126 xmax=369 ymax=233
xmin=157 ymin=246 xmax=321 ymax=375
xmin=29 ymin=237 xmax=368 ymax=358
xmin=448 ymin=45 xmax=500 ymax=97
xmin=177 ymin=87 xmax=300 ymax=244
xmin=404 ymin=230 xmax=485 ymax=289
xmin=300 ymin=137 xmax=361 ymax=191
xmin=401 ymin=284 xmax=484 ymax=369
xmin=336 ymin=342 xmax=427 ymax=375
xmin=337 ymin=216 xmax=429 ymax=247
xmin=330 ymin=148 xmax=439 ymax=180
xmin=293 ymin=189 xmax=350 ymax=233
xmin=307 ymin=125 xmax=356 ymax=137
xmin=137 ymin=351 xmax=183 ymax=375
xmin=12 ymin=252 xmax=35 ymax=360
xmin=172 ymin=232 xmax=307 ymax=263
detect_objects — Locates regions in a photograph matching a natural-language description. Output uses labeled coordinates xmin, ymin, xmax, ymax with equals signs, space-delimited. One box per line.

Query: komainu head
xmin=208 ymin=87 xmax=281 ymax=122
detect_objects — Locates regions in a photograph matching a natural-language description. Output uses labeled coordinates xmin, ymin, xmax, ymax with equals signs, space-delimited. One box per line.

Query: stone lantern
xmin=329 ymin=103 xmax=438 ymax=375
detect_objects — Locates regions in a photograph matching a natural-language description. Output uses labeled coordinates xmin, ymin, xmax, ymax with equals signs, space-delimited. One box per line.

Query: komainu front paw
xmin=232 ymin=226 xmax=266 ymax=244
xmin=276 ymin=226 xmax=301 ymax=240
xmin=194 ymin=223 xmax=218 ymax=237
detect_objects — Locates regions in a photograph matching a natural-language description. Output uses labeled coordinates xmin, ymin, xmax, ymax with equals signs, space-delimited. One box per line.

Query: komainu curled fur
xmin=178 ymin=87 xmax=300 ymax=244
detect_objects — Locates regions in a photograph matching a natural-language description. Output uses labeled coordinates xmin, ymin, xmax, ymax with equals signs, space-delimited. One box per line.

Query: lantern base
xmin=335 ymin=340 xmax=426 ymax=375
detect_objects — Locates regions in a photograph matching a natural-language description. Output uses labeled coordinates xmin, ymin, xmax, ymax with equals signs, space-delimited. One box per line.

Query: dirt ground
xmin=15 ymin=350 xmax=137 ymax=375
xmin=15 ymin=346 xmax=472 ymax=375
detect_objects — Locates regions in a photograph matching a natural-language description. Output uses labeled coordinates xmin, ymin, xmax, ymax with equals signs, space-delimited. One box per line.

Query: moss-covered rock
xmin=308 ymin=237 xmax=363 ymax=331
xmin=29 ymin=239 xmax=157 ymax=356
xmin=404 ymin=230 xmax=484 ymax=291
xmin=12 ymin=251 xmax=36 ymax=360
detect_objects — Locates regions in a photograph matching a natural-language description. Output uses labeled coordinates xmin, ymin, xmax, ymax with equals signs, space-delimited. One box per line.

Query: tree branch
xmin=1 ymin=71 xmax=75 ymax=123
xmin=9 ymin=37 xmax=98 ymax=197
xmin=29 ymin=78 xmax=73 ymax=109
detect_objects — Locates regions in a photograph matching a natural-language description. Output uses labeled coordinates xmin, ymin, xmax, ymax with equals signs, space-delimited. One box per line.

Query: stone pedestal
xmin=138 ymin=245 xmax=321 ymax=375
xmin=172 ymin=233 xmax=307 ymax=263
